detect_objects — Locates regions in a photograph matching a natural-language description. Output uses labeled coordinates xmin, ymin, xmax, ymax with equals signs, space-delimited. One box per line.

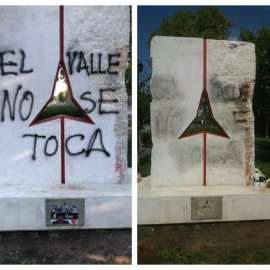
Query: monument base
xmin=0 ymin=169 xmax=131 ymax=231
xmin=138 ymin=176 xmax=270 ymax=225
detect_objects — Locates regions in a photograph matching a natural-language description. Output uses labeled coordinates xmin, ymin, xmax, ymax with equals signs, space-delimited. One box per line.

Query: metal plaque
xmin=191 ymin=196 xmax=222 ymax=220
xmin=46 ymin=198 xmax=85 ymax=226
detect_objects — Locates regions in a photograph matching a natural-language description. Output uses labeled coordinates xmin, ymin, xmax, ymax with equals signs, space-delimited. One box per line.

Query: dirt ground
xmin=0 ymin=229 xmax=131 ymax=265
xmin=138 ymin=221 xmax=270 ymax=264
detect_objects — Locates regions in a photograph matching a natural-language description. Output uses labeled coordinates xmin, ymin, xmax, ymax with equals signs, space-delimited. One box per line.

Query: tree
xmin=58 ymin=90 xmax=68 ymax=103
xmin=138 ymin=69 xmax=152 ymax=131
xmin=148 ymin=6 xmax=233 ymax=48
xmin=138 ymin=6 xmax=234 ymax=143
xmin=240 ymin=26 xmax=270 ymax=138
xmin=125 ymin=6 xmax=132 ymax=95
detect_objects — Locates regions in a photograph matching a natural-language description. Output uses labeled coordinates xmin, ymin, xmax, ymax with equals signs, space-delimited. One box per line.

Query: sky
xmin=138 ymin=5 xmax=270 ymax=76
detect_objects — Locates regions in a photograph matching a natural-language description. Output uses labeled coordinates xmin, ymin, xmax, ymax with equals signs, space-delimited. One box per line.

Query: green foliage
xmin=158 ymin=246 xmax=208 ymax=264
xmin=194 ymin=224 xmax=202 ymax=230
xmin=125 ymin=6 xmax=132 ymax=95
xmin=221 ymin=249 xmax=241 ymax=264
xmin=239 ymin=28 xmax=256 ymax=43
xmin=1 ymin=256 xmax=19 ymax=264
xmin=21 ymin=259 xmax=37 ymax=264
xmin=49 ymin=232 xmax=59 ymax=239
xmin=37 ymin=104 xmax=84 ymax=121
xmin=1 ymin=256 xmax=37 ymax=265
xmin=30 ymin=232 xmax=39 ymax=239
xmin=138 ymin=225 xmax=150 ymax=234
xmin=182 ymin=125 xmax=225 ymax=137
xmin=250 ymin=252 xmax=270 ymax=264
xmin=140 ymin=130 xmax=152 ymax=148
xmin=138 ymin=71 xmax=152 ymax=131
xmin=127 ymin=139 xmax=131 ymax=167
xmin=240 ymin=26 xmax=270 ymax=138
xmin=233 ymin=221 xmax=241 ymax=227
xmin=138 ymin=152 xmax=151 ymax=177
xmin=96 ymin=229 xmax=108 ymax=236
xmin=255 ymin=138 xmax=270 ymax=178
xmin=148 ymin=6 xmax=233 ymax=48
xmin=58 ymin=90 xmax=68 ymax=103
xmin=88 ymin=259 xmax=116 ymax=264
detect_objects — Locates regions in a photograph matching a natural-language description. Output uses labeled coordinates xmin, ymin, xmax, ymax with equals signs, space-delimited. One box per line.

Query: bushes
xmin=140 ymin=130 xmax=152 ymax=148
xmin=37 ymin=104 xmax=84 ymax=121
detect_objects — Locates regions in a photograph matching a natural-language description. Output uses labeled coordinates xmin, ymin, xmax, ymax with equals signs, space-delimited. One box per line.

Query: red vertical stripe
xmin=61 ymin=117 xmax=65 ymax=184
xmin=203 ymin=132 xmax=206 ymax=186
xmin=203 ymin=39 xmax=206 ymax=91
xmin=60 ymin=6 xmax=64 ymax=61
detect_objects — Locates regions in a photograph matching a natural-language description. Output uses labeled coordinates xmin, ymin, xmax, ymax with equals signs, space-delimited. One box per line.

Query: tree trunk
xmin=266 ymin=112 xmax=269 ymax=138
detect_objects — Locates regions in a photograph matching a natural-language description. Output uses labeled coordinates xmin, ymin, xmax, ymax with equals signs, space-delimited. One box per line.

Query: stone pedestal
xmin=138 ymin=36 xmax=263 ymax=225
xmin=0 ymin=6 xmax=130 ymax=230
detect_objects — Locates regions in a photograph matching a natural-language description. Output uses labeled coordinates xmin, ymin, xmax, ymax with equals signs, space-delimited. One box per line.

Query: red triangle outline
xmin=179 ymin=88 xmax=229 ymax=139
xmin=29 ymin=60 xmax=95 ymax=126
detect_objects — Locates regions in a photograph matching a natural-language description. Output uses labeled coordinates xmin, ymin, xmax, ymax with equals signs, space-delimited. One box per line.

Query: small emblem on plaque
xmin=191 ymin=196 xmax=222 ymax=220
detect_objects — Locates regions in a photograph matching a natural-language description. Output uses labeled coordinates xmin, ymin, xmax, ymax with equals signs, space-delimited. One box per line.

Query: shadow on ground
xmin=138 ymin=221 xmax=270 ymax=264
xmin=0 ymin=229 xmax=131 ymax=265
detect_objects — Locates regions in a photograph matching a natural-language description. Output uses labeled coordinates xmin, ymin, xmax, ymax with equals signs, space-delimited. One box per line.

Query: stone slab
xmin=138 ymin=177 xmax=270 ymax=225
xmin=150 ymin=37 xmax=255 ymax=187
xmin=0 ymin=169 xmax=131 ymax=231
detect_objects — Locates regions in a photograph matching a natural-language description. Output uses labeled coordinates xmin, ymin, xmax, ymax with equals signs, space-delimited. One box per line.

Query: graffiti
xmin=66 ymin=51 xmax=120 ymax=76
xmin=0 ymin=85 xmax=120 ymax=122
xmin=0 ymin=50 xmax=33 ymax=76
xmin=85 ymin=129 xmax=110 ymax=157
xmin=80 ymin=88 xmax=119 ymax=115
xmin=22 ymin=134 xmax=46 ymax=160
xmin=22 ymin=128 xmax=110 ymax=160
xmin=98 ymin=88 xmax=119 ymax=115
xmin=1 ymin=85 xmax=34 ymax=122
xmin=44 ymin=136 xmax=59 ymax=157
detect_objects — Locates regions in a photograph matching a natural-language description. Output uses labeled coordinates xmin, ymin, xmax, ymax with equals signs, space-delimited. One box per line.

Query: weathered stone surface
xmin=0 ymin=6 xmax=129 ymax=185
xmin=150 ymin=36 xmax=255 ymax=186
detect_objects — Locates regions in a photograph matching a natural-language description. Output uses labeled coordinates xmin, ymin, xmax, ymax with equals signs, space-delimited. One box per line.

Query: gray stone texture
xmin=150 ymin=37 xmax=255 ymax=187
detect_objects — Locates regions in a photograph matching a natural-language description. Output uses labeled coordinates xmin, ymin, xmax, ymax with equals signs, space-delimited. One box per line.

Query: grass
xmin=36 ymin=104 xmax=85 ymax=121
xmin=138 ymin=225 xmax=150 ymax=234
xmin=255 ymin=138 xmax=270 ymax=178
xmin=233 ymin=221 xmax=241 ymax=227
xmin=157 ymin=246 xmax=208 ymax=264
xmin=250 ymin=252 xmax=270 ymax=264
xmin=220 ymin=249 xmax=241 ymax=264
xmin=1 ymin=256 xmax=37 ymax=265
xmin=30 ymin=232 xmax=39 ymax=239
xmin=96 ymin=229 xmax=108 ymax=236
xmin=49 ymin=232 xmax=59 ymax=239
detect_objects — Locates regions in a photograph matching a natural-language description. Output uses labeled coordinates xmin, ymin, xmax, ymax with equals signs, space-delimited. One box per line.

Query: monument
xmin=0 ymin=6 xmax=131 ymax=230
xmin=138 ymin=36 xmax=270 ymax=224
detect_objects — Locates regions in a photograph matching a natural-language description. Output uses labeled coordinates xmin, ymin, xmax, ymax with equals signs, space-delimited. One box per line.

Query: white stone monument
xmin=138 ymin=36 xmax=270 ymax=225
xmin=0 ymin=6 xmax=131 ymax=230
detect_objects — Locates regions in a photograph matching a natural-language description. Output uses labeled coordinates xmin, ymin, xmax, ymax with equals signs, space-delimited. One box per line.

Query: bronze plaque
xmin=46 ymin=198 xmax=85 ymax=226
xmin=191 ymin=196 xmax=222 ymax=220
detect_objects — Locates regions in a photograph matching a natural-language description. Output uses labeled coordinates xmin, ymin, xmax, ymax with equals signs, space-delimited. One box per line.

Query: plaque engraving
xmin=191 ymin=196 xmax=222 ymax=220
xmin=46 ymin=198 xmax=85 ymax=226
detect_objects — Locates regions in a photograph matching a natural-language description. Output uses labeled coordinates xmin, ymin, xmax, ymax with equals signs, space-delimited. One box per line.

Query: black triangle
xmin=179 ymin=91 xmax=229 ymax=138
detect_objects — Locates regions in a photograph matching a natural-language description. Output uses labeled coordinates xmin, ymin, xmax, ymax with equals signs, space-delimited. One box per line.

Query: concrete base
xmin=0 ymin=169 xmax=131 ymax=231
xmin=138 ymin=176 xmax=270 ymax=225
